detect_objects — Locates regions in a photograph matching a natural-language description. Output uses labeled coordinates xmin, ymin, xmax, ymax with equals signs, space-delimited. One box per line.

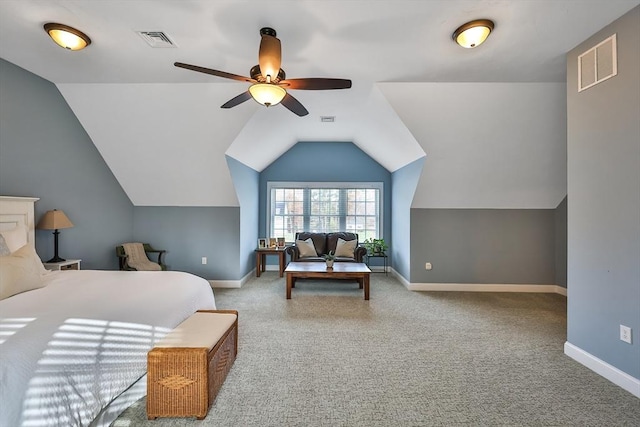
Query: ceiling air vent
xmin=320 ymin=116 xmax=335 ymax=123
xmin=136 ymin=31 xmax=177 ymax=48
xmin=578 ymin=34 xmax=616 ymax=92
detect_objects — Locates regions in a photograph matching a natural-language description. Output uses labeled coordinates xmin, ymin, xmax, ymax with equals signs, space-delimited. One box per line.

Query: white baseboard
xmin=208 ymin=269 xmax=254 ymax=289
xmin=564 ymin=342 xmax=640 ymax=398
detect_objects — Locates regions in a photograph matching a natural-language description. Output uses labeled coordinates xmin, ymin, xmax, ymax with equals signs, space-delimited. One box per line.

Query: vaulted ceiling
xmin=1 ymin=0 xmax=638 ymax=206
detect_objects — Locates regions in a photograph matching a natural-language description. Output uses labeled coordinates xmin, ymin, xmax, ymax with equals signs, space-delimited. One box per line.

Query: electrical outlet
xmin=201 ymin=257 xmax=207 ymax=265
xmin=620 ymin=325 xmax=632 ymax=344
xmin=425 ymin=262 xmax=432 ymax=270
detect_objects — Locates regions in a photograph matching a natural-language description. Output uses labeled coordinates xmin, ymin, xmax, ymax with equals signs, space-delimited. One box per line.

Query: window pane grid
xmin=269 ymin=183 xmax=381 ymax=242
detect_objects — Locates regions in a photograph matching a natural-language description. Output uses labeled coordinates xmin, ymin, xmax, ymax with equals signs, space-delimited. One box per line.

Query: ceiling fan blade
xmin=174 ymin=62 xmax=255 ymax=83
xmin=258 ymin=28 xmax=281 ymax=81
xmin=280 ymin=93 xmax=309 ymax=117
xmin=279 ymin=78 xmax=352 ymax=90
xmin=221 ymin=91 xmax=253 ymax=109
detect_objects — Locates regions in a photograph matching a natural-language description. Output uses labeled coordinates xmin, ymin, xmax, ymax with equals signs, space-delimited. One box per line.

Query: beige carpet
xmin=113 ymin=273 xmax=640 ymax=426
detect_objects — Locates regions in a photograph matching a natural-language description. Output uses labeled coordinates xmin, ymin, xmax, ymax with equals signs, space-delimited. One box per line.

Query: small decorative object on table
xmin=258 ymin=238 xmax=267 ymax=249
xmin=269 ymin=237 xmax=277 ymax=248
xmin=277 ymin=237 xmax=285 ymax=248
xmin=323 ymin=250 xmax=336 ymax=269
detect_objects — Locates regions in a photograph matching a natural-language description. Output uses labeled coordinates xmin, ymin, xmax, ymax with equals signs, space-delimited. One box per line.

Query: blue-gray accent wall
xmin=566 ymin=6 xmax=640 ymax=379
xmin=0 ymin=58 xmax=244 ymax=280
xmin=555 ymin=196 xmax=567 ymax=287
xmin=391 ymin=157 xmax=425 ymax=279
xmin=227 ymin=155 xmax=259 ymax=277
xmin=259 ymin=141 xmax=392 ymax=266
xmin=409 ymin=208 xmax=558 ymax=284
xmin=0 ymin=58 xmax=133 ymax=270
xmin=132 ymin=206 xmax=240 ymax=279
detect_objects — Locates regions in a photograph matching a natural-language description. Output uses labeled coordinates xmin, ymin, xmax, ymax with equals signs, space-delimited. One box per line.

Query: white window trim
xmin=267 ymin=181 xmax=384 ymax=241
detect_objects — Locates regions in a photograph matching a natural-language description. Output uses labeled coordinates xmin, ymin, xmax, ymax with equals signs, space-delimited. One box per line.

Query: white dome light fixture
xmin=44 ymin=23 xmax=91 ymax=51
xmin=248 ymin=83 xmax=286 ymax=107
xmin=453 ymin=19 xmax=494 ymax=48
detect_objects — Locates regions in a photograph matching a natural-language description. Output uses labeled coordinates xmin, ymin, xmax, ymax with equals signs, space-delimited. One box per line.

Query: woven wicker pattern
xmin=158 ymin=374 xmax=196 ymax=390
xmin=147 ymin=310 xmax=238 ymax=420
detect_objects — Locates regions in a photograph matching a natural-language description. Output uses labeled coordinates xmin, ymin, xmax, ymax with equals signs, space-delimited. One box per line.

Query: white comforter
xmin=0 ymin=270 xmax=216 ymax=427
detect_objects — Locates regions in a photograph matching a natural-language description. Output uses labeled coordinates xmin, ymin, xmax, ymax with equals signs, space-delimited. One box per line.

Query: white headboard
xmin=0 ymin=196 xmax=40 ymax=249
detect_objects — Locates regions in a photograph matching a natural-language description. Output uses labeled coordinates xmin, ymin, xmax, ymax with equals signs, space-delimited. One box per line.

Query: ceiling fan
xmin=174 ymin=27 xmax=352 ymax=117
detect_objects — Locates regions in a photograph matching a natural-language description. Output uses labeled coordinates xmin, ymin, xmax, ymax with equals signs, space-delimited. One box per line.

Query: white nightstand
xmin=43 ymin=259 xmax=81 ymax=271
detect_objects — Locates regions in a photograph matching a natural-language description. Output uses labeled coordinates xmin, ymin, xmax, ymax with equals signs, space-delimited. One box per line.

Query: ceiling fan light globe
xmin=249 ymin=83 xmax=286 ymax=107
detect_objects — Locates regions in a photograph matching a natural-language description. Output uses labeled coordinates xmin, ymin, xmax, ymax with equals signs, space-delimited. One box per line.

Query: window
xmin=268 ymin=182 xmax=383 ymax=242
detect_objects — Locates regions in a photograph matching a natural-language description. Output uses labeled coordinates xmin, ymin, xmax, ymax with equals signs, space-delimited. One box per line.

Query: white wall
xmin=379 ymin=82 xmax=567 ymax=209
xmin=57 ymin=83 xmax=253 ymax=206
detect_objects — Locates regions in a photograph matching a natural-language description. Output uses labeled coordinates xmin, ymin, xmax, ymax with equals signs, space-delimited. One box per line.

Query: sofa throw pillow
xmin=296 ymin=238 xmax=318 ymax=258
xmin=334 ymin=238 xmax=357 ymax=258
xmin=0 ymin=245 xmax=47 ymax=300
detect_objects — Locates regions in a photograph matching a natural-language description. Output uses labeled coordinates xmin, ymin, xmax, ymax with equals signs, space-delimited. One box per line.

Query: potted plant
xmin=323 ymin=251 xmax=336 ymax=269
xmin=363 ymin=238 xmax=388 ymax=255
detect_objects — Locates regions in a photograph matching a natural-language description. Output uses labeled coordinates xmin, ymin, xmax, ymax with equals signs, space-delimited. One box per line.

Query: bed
xmin=0 ymin=196 xmax=217 ymax=426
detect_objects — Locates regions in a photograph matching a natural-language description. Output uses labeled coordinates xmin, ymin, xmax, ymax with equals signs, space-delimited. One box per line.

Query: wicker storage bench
xmin=147 ymin=309 xmax=238 ymax=420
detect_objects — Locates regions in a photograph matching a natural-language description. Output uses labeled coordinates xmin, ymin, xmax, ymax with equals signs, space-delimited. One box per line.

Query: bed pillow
xmin=295 ymin=238 xmax=318 ymax=258
xmin=0 ymin=245 xmax=47 ymax=300
xmin=0 ymin=226 xmax=27 ymax=252
xmin=0 ymin=235 xmax=11 ymax=256
xmin=334 ymin=238 xmax=357 ymax=258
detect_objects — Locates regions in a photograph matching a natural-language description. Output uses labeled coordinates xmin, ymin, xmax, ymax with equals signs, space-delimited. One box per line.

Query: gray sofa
xmin=286 ymin=232 xmax=367 ymax=263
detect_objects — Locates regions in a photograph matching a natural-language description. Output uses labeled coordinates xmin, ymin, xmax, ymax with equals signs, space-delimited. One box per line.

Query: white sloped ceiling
xmin=380 ymin=82 xmax=568 ymax=209
xmin=57 ymin=83 xmax=256 ymax=206
xmin=2 ymin=0 xmax=638 ymax=207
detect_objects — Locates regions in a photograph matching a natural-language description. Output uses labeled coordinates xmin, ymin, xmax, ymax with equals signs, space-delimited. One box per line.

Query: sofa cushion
xmin=296 ymin=238 xmax=318 ymax=258
xmin=296 ymin=232 xmax=327 ymax=255
xmin=334 ymin=237 xmax=357 ymax=258
xmin=326 ymin=232 xmax=358 ymax=254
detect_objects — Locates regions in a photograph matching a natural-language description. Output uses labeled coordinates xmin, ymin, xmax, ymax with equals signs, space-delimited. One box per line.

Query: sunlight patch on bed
xmin=0 ymin=317 xmax=35 ymax=344
xmin=20 ymin=318 xmax=171 ymax=427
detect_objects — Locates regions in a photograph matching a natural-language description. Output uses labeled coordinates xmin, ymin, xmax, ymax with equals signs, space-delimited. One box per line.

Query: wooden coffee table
xmin=284 ymin=262 xmax=372 ymax=300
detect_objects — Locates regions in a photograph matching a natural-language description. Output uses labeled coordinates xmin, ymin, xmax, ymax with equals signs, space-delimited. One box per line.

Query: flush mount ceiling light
xmin=453 ymin=19 xmax=494 ymax=48
xmin=44 ymin=23 xmax=91 ymax=50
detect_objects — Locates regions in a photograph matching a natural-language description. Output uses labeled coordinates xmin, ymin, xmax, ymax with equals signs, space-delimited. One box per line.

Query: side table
xmin=255 ymin=248 xmax=287 ymax=277
xmin=43 ymin=259 xmax=81 ymax=271
xmin=365 ymin=253 xmax=387 ymax=275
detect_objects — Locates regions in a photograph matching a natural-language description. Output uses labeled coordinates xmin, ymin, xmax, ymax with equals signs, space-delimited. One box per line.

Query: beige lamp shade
xmin=37 ymin=209 xmax=74 ymax=230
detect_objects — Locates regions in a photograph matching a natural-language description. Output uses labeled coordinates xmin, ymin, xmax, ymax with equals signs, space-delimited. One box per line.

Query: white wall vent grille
xmin=578 ymin=34 xmax=617 ymax=92
xmin=136 ymin=31 xmax=177 ymax=48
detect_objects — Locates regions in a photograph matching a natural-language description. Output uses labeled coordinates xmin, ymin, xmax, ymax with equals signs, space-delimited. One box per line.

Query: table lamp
xmin=37 ymin=209 xmax=74 ymax=263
